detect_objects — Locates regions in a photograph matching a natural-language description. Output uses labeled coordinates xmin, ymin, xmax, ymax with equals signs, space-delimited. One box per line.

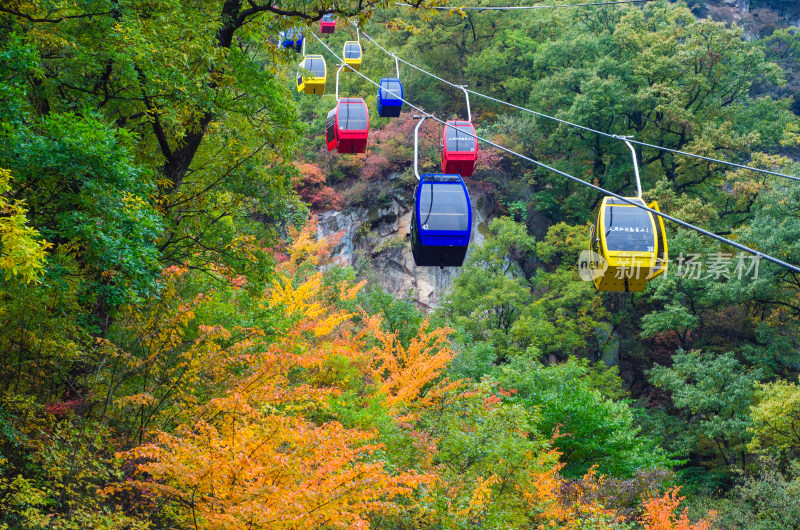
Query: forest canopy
xmin=2 ymin=0 xmax=800 ymax=528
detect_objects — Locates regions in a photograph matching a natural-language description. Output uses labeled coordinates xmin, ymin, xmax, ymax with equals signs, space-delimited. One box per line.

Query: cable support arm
xmin=614 ymin=135 xmax=642 ymax=198
xmin=413 ymin=114 xmax=428 ymax=181
xmin=335 ymin=63 xmax=345 ymax=101
xmin=459 ymin=85 xmax=471 ymax=122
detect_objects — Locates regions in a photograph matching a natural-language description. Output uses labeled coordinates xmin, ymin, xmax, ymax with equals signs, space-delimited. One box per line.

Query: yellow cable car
xmin=588 ymin=197 xmax=668 ymax=292
xmin=342 ymin=41 xmax=362 ymax=72
xmin=296 ymin=55 xmax=327 ymax=95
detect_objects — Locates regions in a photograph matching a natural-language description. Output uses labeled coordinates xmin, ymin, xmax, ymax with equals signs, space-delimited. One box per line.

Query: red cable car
xmin=325 ymin=98 xmax=369 ymax=153
xmin=320 ymin=14 xmax=335 ymax=34
xmin=440 ymin=121 xmax=479 ymax=177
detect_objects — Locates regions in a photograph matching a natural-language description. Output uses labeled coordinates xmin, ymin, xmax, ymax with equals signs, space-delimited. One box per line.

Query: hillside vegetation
xmin=2 ymin=0 xmax=800 ymax=528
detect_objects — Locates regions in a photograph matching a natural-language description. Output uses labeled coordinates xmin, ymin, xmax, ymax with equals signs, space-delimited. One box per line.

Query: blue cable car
xmin=377 ymin=77 xmax=403 ymax=118
xmin=411 ymin=174 xmax=472 ymax=267
xmin=280 ymin=28 xmax=303 ymax=52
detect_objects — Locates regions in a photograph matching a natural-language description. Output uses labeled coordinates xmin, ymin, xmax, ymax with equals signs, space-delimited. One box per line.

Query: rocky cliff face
xmin=317 ymin=186 xmax=494 ymax=310
xmin=702 ymin=0 xmax=800 ymax=28
xmin=718 ymin=0 xmax=749 ymax=13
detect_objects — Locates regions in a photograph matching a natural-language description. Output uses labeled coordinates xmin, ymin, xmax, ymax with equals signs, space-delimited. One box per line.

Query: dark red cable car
xmin=440 ymin=121 xmax=479 ymax=177
xmin=325 ymin=98 xmax=369 ymax=154
xmin=320 ymin=14 xmax=335 ymax=34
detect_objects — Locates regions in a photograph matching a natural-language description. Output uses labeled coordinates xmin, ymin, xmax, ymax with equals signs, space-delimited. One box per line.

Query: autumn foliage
xmin=641 ymin=488 xmax=716 ymax=530
xmin=106 ymin=221 xmax=449 ymax=528
xmin=294 ymin=162 xmax=345 ymax=211
xmin=93 ymin=220 xmax=718 ymax=529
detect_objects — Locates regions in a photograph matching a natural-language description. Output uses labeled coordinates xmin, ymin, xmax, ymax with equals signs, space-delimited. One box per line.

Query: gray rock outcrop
xmin=317 ymin=191 xmax=493 ymax=310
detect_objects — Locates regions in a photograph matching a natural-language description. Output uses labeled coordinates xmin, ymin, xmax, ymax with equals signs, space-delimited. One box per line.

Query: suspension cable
xmin=395 ymin=0 xmax=649 ymax=10
xmin=352 ymin=22 xmax=800 ymax=183
xmin=310 ymin=30 xmax=800 ymax=275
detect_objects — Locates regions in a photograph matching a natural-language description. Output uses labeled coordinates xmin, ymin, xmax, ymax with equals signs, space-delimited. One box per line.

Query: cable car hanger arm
xmin=460 ymin=85 xmax=471 ymax=123
xmin=613 ymin=135 xmax=642 ymax=199
xmin=413 ymin=114 xmax=431 ymax=181
xmin=335 ymin=63 xmax=345 ymax=101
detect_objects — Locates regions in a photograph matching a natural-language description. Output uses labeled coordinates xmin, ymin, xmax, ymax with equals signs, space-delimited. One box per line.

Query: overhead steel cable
xmin=310 ymin=30 xmax=800 ymax=275
xmin=350 ymin=21 xmax=800 ymax=183
xmin=395 ymin=1 xmax=649 ymax=10
xmin=466 ymin=89 xmax=800 ymax=183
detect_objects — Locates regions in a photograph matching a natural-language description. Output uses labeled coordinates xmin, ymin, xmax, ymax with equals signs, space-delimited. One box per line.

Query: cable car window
xmin=344 ymin=43 xmax=361 ymax=58
xmin=446 ymin=124 xmax=476 ymax=152
xmin=326 ymin=108 xmax=337 ymax=144
xmin=607 ymin=197 xmax=646 ymax=206
xmin=380 ymin=80 xmax=402 ymax=100
xmin=339 ymin=102 xmax=367 ymax=131
xmin=419 ymin=183 xmax=469 ymax=232
xmin=426 ymin=174 xmax=461 ymax=183
xmin=655 ymin=215 xmax=666 ymax=260
xmin=305 ymin=57 xmax=325 ymax=76
xmin=604 ymin=206 xmax=654 ymax=252
xmin=322 ymin=14 xmax=334 ymax=22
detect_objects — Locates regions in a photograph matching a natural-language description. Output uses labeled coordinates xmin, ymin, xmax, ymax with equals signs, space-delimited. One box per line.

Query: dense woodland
xmin=2 ymin=0 xmax=800 ymax=528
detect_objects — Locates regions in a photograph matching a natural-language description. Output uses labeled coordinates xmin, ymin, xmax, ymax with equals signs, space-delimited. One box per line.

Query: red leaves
xmin=44 ymin=396 xmax=85 ymax=419
xmin=294 ymin=162 xmax=345 ymax=211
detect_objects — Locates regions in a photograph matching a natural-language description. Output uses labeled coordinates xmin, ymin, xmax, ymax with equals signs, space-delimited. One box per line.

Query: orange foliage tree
xmin=371 ymin=321 xmax=459 ymax=420
xmin=641 ymin=488 xmax=716 ymax=530
xmin=106 ymin=220 xmax=455 ymax=528
xmin=104 ymin=219 xmax=717 ymax=529
xmin=522 ymin=454 xmax=623 ymax=529
xmin=521 ymin=454 xmax=716 ymax=530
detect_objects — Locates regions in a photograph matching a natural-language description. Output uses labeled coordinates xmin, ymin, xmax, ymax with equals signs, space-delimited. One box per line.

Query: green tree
xmin=442 ymin=217 xmax=535 ymax=361
xmin=648 ymin=350 xmax=758 ymax=470
xmin=748 ymin=376 xmax=800 ymax=457
xmin=715 ymin=459 xmax=800 ymax=530
xmin=515 ymin=222 xmax=609 ymax=359
xmin=498 ymin=356 xmax=673 ymax=477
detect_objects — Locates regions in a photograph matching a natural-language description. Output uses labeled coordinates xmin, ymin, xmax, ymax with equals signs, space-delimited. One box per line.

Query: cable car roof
xmin=606 ymin=197 xmax=646 ymax=206
xmin=337 ymin=100 xmax=368 ymax=131
xmin=444 ymin=122 xmax=477 ymax=152
xmin=301 ymin=56 xmax=326 ymax=76
xmin=379 ymin=79 xmax=402 ymax=100
xmin=417 ymin=176 xmax=470 ymax=233
xmin=343 ymin=42 xmax=361 ymax=57
xmin=422 ymin=174 xmax=462 ymax=183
